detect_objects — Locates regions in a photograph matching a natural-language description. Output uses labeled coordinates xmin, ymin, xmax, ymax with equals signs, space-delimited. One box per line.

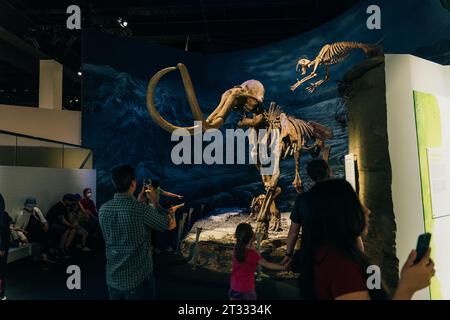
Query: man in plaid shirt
xmin=99 ymin=165 xmax=174 ymax=300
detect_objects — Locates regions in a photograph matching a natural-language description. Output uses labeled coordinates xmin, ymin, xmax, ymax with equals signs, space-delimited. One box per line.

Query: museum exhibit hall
xmin=1 ymin=0 xmax=450 ymax=307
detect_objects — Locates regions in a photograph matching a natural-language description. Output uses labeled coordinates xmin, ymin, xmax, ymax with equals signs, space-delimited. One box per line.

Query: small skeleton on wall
xmin=290 ymin=41 xmax=383 ymax=93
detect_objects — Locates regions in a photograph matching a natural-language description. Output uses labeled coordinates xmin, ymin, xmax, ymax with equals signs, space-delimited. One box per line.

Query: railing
xmin=0 ymin=129 xmax=93 ymax=169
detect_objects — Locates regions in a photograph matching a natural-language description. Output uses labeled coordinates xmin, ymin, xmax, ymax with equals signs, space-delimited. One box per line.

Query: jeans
xmin=0 ymin=249 xmax=8 ymax=297
xmin=108 ymin=275 xmax=156 ymax=300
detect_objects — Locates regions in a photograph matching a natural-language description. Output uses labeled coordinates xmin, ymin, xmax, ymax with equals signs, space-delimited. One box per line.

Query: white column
xmin=39 ymin=59 xmax=63 ymax=110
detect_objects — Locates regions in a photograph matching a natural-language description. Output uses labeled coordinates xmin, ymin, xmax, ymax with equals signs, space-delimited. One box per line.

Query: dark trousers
xmin=108 ymin=275 xmax=156 ymax=300
xmin=0 ymin=249 xmax=8 ymax=297
xmin=26 ymin=228 xmax=50 ymax=254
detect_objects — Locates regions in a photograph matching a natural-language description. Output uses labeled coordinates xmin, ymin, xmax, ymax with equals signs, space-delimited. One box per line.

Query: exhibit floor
xmin=5 ymin=243 xmax=298 ymax=300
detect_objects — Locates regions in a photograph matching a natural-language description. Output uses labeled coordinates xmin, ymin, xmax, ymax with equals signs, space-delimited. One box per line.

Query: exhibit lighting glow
xmin=78 ymin=71 xmax=82 ymax=76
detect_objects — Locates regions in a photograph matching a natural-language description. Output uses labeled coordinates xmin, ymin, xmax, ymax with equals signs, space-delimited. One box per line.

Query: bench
xmin=7 ymin=243 xmax=40 ymax=264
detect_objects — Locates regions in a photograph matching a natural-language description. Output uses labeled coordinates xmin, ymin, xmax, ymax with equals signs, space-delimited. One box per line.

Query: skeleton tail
xmin=331 ymin=41 xmax=383 ymax=62
xmin=308 ymin=121 xmax=333 ymax=140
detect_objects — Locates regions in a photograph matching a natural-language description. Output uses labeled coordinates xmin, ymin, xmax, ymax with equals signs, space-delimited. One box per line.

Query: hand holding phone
xmin=414 ymin=233 xmax=432 ymax=264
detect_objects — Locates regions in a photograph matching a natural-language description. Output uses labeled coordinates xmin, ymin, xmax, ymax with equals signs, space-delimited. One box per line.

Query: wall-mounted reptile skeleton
xmin=147 ymin=63 xmax=333 ymax=239
xmin=290 ymin=41 xmax=383 ymax=93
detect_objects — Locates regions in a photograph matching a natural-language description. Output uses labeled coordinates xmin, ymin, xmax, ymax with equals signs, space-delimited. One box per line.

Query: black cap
xmin=63 ymin=194 xmax=77 ymax=202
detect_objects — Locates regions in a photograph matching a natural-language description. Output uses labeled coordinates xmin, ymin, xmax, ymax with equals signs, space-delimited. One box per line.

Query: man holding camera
xmin=99 ymin=165 xmax=176 ymax=300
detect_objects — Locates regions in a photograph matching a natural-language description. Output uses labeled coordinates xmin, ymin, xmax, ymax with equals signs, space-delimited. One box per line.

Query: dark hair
xmin=62 ymin=194 xmax=77 ymax=202
xmin=234 ymin=223 xmax=254 ymax=263
xmin=306 ymin=159 xmax=330 ymax=182
xmin=111 ymin=165 xmax=136 ymax=193
xmin=151 ymin=179 xmax=160 ymax=188
xmin=299 ymin=179 xmax=371 ymax=299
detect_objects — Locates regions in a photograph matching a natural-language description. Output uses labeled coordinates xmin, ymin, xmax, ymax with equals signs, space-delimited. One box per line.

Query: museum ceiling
xmin=0 ymin=0 xmax=362 ymax=109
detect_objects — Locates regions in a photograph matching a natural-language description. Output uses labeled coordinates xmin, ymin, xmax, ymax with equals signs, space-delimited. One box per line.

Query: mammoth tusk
xmin=146 ymin=64 xmax=225 ymax=135
xmin=147 ymin=66 xmax=198 ymax=135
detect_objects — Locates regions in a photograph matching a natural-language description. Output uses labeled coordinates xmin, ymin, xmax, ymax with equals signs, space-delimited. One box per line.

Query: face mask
xmin=86 ymin=192 xmax=93 ymax=198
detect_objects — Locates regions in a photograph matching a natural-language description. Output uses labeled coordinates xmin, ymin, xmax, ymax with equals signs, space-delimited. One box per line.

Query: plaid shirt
xmin=99 ymin=193 xmax=169 ymax=290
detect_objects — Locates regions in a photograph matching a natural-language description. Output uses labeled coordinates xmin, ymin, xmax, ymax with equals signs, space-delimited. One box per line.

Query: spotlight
xmin=117 ymin=17 xmax=128 ymax=28
xmin=78 ymin=71 xmax=82 ymax=76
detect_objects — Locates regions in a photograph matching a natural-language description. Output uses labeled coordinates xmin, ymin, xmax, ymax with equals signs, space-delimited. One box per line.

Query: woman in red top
xmin=229 ymin=223 xmax=287 ymax=300
xmin=299 ymin=179 xmax=435 ymax=300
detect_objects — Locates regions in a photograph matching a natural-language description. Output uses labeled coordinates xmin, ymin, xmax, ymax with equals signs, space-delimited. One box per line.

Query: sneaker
xmin=60 ymin=249 xmax=70 ymax=259
xmin=43 ymin=258 xmax=57 ymax=264
xmin=41 ymin=263 xmax=51 ymax=271
xmin=81 ymin=246 xmax=91 ymax=252
xmin=1 ymin=296 xmax=6 ymax=301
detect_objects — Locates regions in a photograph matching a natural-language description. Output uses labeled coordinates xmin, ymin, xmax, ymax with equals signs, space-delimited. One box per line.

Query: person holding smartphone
xmin=299 ymin=179 xmax=435 ymax=300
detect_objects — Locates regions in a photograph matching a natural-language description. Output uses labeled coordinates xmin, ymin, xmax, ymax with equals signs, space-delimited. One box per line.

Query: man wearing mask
xmin=80 ymin=188 xmax=97 ymax=218
xmin=79 ymin=188 xmax=100 ymax=239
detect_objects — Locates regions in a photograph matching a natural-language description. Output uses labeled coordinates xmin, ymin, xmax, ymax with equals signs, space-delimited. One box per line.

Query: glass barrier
xmin=0 ymin=132 xmax=16 ymax=166
xmin=0 ymin=131 xmax=93 ymax=169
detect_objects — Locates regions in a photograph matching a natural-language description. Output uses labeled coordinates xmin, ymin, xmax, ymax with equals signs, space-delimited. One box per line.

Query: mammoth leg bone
xmin=268 ymin=186 xmax=282 ymax=232
xmin=292 ymin=147 xmax=304 ymax=193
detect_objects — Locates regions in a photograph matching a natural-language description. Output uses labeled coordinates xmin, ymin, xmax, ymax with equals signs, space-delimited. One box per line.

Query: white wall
xmin=385 ymin=54 xmax=450 ymax=300
xmin=0 ymin=165 xmax=96 ymax=220
xmin=0 ymin=104 xmax=81 ymax=145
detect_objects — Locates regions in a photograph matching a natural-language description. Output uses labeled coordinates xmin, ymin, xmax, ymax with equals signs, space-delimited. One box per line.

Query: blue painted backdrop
xmin=82 ymin=0 xmax=450 ymax=211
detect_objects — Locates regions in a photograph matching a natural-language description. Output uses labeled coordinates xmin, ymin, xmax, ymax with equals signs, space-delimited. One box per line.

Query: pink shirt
xmin=230 ymin=248 xmax=261 ymax=292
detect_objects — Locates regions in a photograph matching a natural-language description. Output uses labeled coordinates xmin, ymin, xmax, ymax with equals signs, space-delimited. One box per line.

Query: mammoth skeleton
xmin=147 ymin=63 xmax=332 ymax=239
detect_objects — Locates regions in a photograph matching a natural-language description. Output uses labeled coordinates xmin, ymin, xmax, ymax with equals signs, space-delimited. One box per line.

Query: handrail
xmin=0 ymin=129 xmax=87 ymax=149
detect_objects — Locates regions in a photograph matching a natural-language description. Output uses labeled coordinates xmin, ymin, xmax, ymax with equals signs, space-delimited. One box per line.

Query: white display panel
xmin=427 ymin=148 xmax=450 ymax=219
xmin=385 ymin=54 xmax=450 ymax=300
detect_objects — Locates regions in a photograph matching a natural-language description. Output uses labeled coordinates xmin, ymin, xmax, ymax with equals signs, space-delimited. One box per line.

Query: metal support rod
xmin=189 ymin=227 xmax=203 ymax=270
xmin=256 ymin=233 xmax=262 ymax=281
xmin=176 ymin=212 xmax=188 ymax=253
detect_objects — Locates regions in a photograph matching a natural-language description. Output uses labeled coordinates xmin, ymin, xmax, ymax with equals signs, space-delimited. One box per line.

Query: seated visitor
xmin=299 ymin=179 xmax=435 ymax=300
xmin=68 ymin=206 xmax=91 ymax=252
xmin=100 ymin=165 xmax=175 ymax=300
xmin=79 ymin=188 xmax=100 ymax=237
xmin=15 ymin=198 xmax=55 ymax=266
xmin=229 ymin=223 xmax=287 ymax=300
xmin=47 ymin=194 xmax=78 ymax=259
xmin=0 ymin=193 xmax=11 ymax=300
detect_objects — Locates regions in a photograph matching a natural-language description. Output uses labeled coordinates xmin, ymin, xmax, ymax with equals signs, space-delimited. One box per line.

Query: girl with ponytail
xmin=229 ymin=223 xmax=287 ymax=300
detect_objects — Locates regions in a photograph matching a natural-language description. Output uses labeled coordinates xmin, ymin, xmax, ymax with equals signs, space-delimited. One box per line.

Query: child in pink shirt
xmin=229 ymin=223 xmax=287 ymax=300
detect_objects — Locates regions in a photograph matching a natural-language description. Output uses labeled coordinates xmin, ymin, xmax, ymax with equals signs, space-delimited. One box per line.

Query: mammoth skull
xmin=147 ymin=63 xmax=265 ymax=135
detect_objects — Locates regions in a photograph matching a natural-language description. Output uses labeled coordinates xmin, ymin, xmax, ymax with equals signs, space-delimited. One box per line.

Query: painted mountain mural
xmin=82 ymin=0 xmax=450 ymax=214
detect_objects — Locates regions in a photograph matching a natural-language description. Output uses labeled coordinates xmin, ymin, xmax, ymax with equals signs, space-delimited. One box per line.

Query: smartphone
xmin=414 ymin=233 xmax=431 ymax=264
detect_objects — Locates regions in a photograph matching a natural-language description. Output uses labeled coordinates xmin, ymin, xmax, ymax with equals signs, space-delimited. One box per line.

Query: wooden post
xmin=176 ymin=212 xmax=188 ymax=253
xmin=200 ymin=204 xmax=206 ymax=216
xmin=189 ymin=227 xmax=203 ymax=270
xmin=256 ymin=233 xmax=262 ymax=281
xmin=188 ymin=208 xmax=194 ymax=226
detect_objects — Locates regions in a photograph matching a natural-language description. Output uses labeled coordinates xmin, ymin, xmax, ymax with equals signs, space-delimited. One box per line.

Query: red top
xmin=230 ymin=248 xmax=261 ymax=293
xmin=314 ymin=246 xmax=367 ymax=300
xmin=80 ymin=198 xmax=98 ymax=216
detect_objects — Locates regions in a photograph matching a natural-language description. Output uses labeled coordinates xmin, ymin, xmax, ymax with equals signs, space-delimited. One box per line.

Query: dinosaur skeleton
xmin=290 ymin=41 xmax=382 ymax=93
xmin=147 ymin=63 xmax=332 ymax=239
